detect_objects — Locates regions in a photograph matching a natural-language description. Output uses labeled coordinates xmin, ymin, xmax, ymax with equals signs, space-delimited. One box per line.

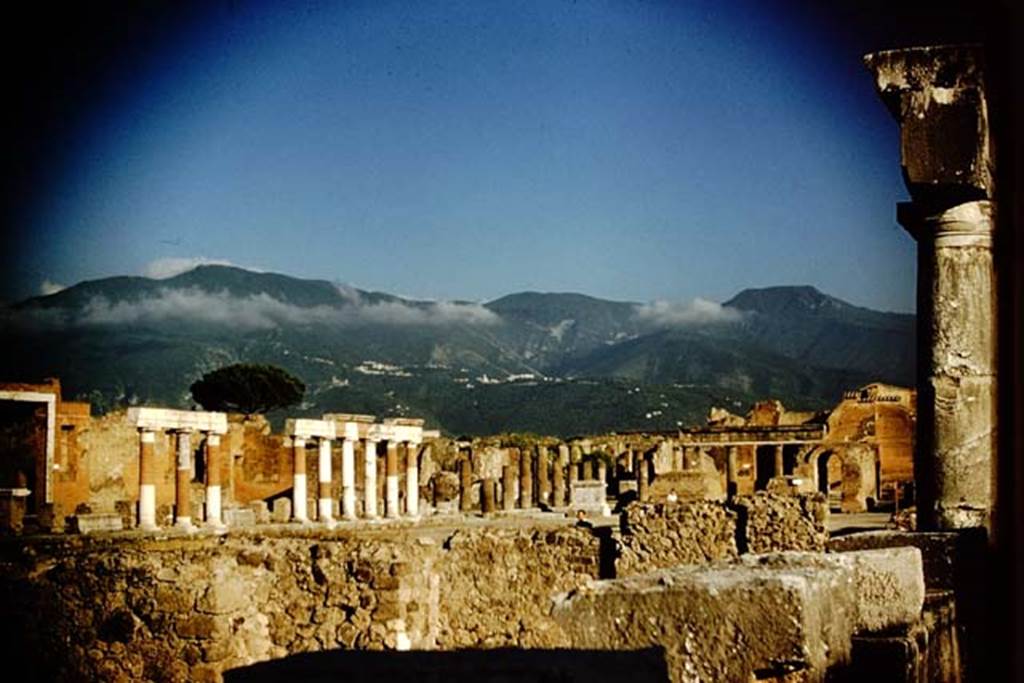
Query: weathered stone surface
xmin=569 ymin=481 xmax=604 ymax=514
xmin=69 ymin=513 xmax=124 ymax=534
xmin=223 ymin=508 xmax=257 ymax=527
xmin=827 ymin=530 xmax=964 ymax=591
xmin=618 ymin=502 xmax=737 ymax=576
xmin=735 ymin=492 xmax=828 ymax=553
xmin=749 ymin=549 xmax=924 ymax=633
xmin=552 ymin=555 xmax=857 ymax=682
xmin=271 ymin=498 xmax=291 ymax=524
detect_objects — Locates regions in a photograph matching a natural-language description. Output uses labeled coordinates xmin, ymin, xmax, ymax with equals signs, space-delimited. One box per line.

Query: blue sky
xmin=15 ymin=0 xmax=915 ymax=311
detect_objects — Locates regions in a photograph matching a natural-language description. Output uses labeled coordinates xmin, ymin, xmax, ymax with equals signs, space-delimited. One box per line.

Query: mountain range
xmin=2 ymin=266 xmax=915 ymax=436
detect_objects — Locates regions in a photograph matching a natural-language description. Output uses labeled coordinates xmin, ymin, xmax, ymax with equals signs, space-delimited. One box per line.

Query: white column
xmin=292 ymin=436 xmax=308 ymax=522
xmin=386 ymin=441 xmax=400 ymax=519
xmin=175 ymin=431 xmax=193 ymax=529
xmin=205 ymin=433 xmax=224 ymax=527
xmin=138 ymin=430 xmax=157 ymax=530
xmin=364 ymin=439 xmax=378 ymax=518
xmin=342 ymin=436 xmax=356 ymax=520
xmin=318 ymin=437 xmax=334 ymax=525
xmin=406 ymin=442 xmax=419 ymax=517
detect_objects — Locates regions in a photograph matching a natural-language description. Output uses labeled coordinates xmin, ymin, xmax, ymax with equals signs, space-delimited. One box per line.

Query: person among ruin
xmin=574 ymin=509 xmax=592 ymax=529
xmin=666 ymin=489 xmax=679 ymax=504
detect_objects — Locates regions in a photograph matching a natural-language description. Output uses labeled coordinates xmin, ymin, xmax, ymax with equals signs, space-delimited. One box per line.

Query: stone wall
xmin=617 ymin=493 xmax=827 ymax=576
xmin=0 ymin=523 xmax=599 ymax=682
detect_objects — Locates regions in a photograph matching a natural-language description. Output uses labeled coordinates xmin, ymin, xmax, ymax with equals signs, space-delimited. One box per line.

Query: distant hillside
xmin=1 ymin=266 xmax=914 ymax=435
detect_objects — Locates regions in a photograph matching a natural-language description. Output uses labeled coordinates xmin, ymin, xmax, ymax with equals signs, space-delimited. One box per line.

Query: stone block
xmin=745 ymin=548 xmax=925 ymax=633
xmin=552 ymin=554 xmax=857 ymax=682
xmin=249 ymin=501 xmax=270 ymax=524
xmin=69 ymin=512 xmax=124 ymax=534
xmin=570 ymin=481 xmax=605 ymax=514
xmin=223 ymin=508 xmax=256 ymax=528
xmin=270 ymin=498 xmax=291 ymax=523
xmin=648 ymin=470 xmax=724 ymax=503
xmin=826 ymin=530 xmax=974 ymax=592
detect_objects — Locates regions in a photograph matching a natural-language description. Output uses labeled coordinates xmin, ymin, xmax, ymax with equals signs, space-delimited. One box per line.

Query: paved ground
xmin=827 ymin=511 xmax=892 ymax=534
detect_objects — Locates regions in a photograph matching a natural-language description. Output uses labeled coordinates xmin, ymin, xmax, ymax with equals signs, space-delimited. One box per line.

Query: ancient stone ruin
xmin=0 ymin=42 xmax=1007 ymax=682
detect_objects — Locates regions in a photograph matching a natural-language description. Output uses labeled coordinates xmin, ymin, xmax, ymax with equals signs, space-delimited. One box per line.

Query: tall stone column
xmin=481 ymin=478 xmax=497 ymax=515
xmin=519 ymin=449 xmax=533 ymax=509
xmin=866 ymin=45 xmax=996 ymax=530
xmin=406 ymin=442 xmax=419 ymax=517
xmin=174 ymin=430 xmax=193 ymax=529
xmin=385 ymin=441 xmax=400 ymax=519
xmin=637 ymin=455 xmax=649 ymax=502
xmin=318 ymin=438 xmax=335 ymax=525
xmin=341 ymin=433 xmax=357 ymax=520
xmin=363 ymin=438 xmax=378 ymax=518
xmin=537 ymin=446 xmax=551 ymax=506
xmin=138 ymin=430 xmax=158 ymax=530
xmin=726 ymin=445 xmax=739 ymax=500
xmin=502 ymin=464 xmax=516 ymax=511
xmin=597 ymin=459 xmax=607 ymax=486
xmin=459 ymin=458 xmax=473 ymax=512
xmin=292 ymin=436 xmax=308 ymax=522
xmin=552 ymin=452 xmax=565 ymax=507
xmin=566 ymin=445 xmax=577 ymax=494
xmin=205 ymin=433 xmax=224 ymax=527
xmin=774 ymin=444 xmax=785 ymax=478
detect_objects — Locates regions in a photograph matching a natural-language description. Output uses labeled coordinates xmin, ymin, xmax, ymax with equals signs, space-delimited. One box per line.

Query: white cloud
xmin=39 ymin=279 xmax=66 ymax=296
xmin=633 ymin=298 xmax=744 ymax=327
xmin=141 ymin=256 xmax=244 ymax=279
xmin=62 ymin=288 xmax=500 ymax=329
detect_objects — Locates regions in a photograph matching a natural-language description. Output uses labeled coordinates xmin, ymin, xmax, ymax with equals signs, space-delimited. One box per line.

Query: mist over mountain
xmin=2 ymin=265 xmax=914 ymax=436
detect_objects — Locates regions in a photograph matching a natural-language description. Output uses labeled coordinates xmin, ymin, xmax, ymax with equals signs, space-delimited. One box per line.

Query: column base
xmin=175 ymin=518 xmax=196 ymax=533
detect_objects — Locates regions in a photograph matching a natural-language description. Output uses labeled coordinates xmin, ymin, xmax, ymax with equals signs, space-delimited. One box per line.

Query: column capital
xmin=865 ymin=44 xmax=993 ymax=204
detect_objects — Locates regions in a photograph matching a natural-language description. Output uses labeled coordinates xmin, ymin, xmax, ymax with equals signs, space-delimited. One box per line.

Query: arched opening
xmin=817 ymin=450 xmax=842 ymax=511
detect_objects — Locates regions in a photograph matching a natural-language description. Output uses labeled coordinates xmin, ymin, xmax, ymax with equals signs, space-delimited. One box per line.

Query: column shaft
xmin=385 ymin=441 xmax=400 ymax=518
xmin=318 ymin=438 xmax=334 ymax=523
xmin=637 ymin=455 xmax=649 ymax=502
xmin=363 ymin=439 xmax=378 ymax=518
xmin=205 ymin=434 xmax=223 ymax=526
xmin=406 ymin=442 xmax=419 ymax=517
xmin=175 ymin=431 xmax=192 ymax=528
xmin=774 ymin=444 xmax=785 ymax=478
xmin=292 ymin=437 xmax=308 ymax=521
xmin=138 ymin=430 xmax=157 ymax=529
xmin=459 ymin=457 xmax=473 ymax=512
xmin=519 ymin=449 xmax=533 ymax=509
xmin=341 ymin=437 xmax=356 ymax=519
xmin=536 ymin=446 xmax=551 ymax=505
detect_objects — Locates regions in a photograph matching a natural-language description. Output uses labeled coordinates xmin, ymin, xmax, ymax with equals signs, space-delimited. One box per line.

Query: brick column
xmin=138 ymin=430 xmax=158 ymax=530
xmin=536 ymin=446 xmax=551 ymax=506
xmin=318 ymin=437 xmax=335 ymax=525
xmin=481 ymin=478 xmax=497 ymax=515
xmin=519 ymin=448 xmax=533 ymax=509
xmin=386 ymin=441 xmax=400 ymax=518
xmin=552 ymin=452 xmax=565 ymax=508
xmin=459 ymin=457 xmax=473 ymax=512
xmin=406 ymin=442 xmax=419 ymax=517
xmin=205 ymin=433 xmax=224 ymax=527
xmin=363 ymin=438 xmax=378 ymax=518
xmin=502 ymin=464 xmax=516 ymax=511
xmin=726 ymin=446 xmax=739 ymax=500
xmin=292 ymin=436 xmax=308 ymax=522
xmin=341 ymin=434 xmax=357 ymax=520
xmin=174 ymin=430 xmax=193 ymax=529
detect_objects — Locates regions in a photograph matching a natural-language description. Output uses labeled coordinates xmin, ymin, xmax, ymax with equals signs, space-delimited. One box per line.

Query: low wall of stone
xmin=0 ymin=523 xmax=598 ymax=682
xmin=617 ymin=493 xmax=827 ymax=576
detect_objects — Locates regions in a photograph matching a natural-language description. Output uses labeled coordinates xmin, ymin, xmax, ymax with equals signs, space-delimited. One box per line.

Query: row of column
xmin=291 ymin=437 xmax=420 ymax=523
xmin=138 ymin=429 xmax=223 ymax=530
